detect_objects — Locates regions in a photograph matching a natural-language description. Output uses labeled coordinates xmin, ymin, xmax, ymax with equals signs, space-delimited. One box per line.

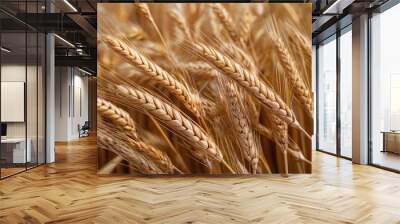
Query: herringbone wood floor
xmin=1 ymin=136 xmax=400 ymax=224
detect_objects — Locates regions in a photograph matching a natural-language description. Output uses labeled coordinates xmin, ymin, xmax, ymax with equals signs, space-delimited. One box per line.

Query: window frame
xmin=367 ymin=1 xmax=400 ymax=173
xmin=315 ymin=24 xmax=353 ymax=161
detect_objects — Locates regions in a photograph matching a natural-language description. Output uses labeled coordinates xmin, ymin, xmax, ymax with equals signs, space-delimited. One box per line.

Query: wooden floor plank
xmin=1 ymin=136 xmax=400 ymax=223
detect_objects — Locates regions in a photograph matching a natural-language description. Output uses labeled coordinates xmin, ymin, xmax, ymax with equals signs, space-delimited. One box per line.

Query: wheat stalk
xmin=98 ymin=133 xmax=163 ymax=174
xmin=169 ymin=8 xmax=193 ymax=40
xmin=126 ymin=25 xmax=147 ymax=41
xmin=272 ymin=116 xmax=288 ymax=152
xmin=98 ymin=4 xmax=312 ymax=175
xmin=257 ymin=122 xmax=311 ymax=165
xmin=222 ymin=43 xmax=255 ymax=73
xmin=98 ymin=155 xmax=124 ymax=175
xmin=293 ymin=31 xmax=312 ymax=58
xmin=97 ymin=100 xmax=177 ymax=174
xmin=99 ymin=120 xmax=177 ymax=174
xmin=192 ymin=43 xmax=301 ymax=129
xmin=210 ymin=4 xmax=242 ymax=45
xmin=116 ymin=85 xmax=224 ymax=163
xmin=237 ymin=159 xmax=250 ymax=174
xmin=135 ymin=3 xmax=184 ymax=75
xmin=183 ymin=62 xmax=216 ymax=79
xmin=97 ymin=98 xmax=137 ymax=138
xmin=104 ymin=36 xmax=200 ymax=117
xmin=288 ymin=138 xmax=311 ymax=164
xmin=273 ymin=35 xmax=313 ymax=117
xmin=136 ymin=3 xmax=168 ymax=49
xmin=147 ymin=115 xmax=191 ymax=173
xmin=124 ymin=135 xmax=177 ymax=173
xmin=202 ymin=98 xmax=223 ymax=118
xmin=238 ymin=8 xmax=253 ymax=44
xmin=271 ymin=115 xmax=289 ymax=176
xmin=135 ymin=3 xmax=153 ymax=22
xmin=226 ymin=83 xmax=258 ymax=174
xmin=255 ymin=123 xmax=273 ymax=139
xmin=192 ymin=148 xmax=212 ymax=168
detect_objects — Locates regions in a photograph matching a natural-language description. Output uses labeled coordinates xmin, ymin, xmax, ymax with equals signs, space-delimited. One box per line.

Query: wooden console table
xmin=382 ymin=131 xmax=400 ymax=154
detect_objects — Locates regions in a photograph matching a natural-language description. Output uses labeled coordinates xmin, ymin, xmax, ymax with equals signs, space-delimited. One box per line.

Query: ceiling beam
xmin=67 ymin=13 xmax=96 ymax=38
xmin=55 ymin=55 xmax=96 ymax=72
xmin=13 ymin=13 xmax=82 ymax=32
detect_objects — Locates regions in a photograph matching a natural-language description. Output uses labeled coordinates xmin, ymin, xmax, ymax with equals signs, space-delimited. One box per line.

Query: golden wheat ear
xmin=103 ymin=36 xmax=200 ymax=118
xmin=97 ymin=98 xmax=137 ymax=139
xmin=190 ymin=43 xmax=299 ymax=126
xmin=209 ymin=3 xmax=242 ymax=45
xmin=225 ymin=83 xmax=259 ymax=174
xmin=271 ymin=115 xmax=289 ymax=176
xmin=97 ymin=98 xmax=179 ymax=174
xmin=98 ymin=133 xmax=163 ymax=174
xmin=115 ymin=85 xmax=224 ymax=162
xmin=169 ymin=7 xmax=193 ymax=41
xmin=116 ymin=84 xmax=236 ymax=173
xmin=97 ymin=3 xmax=312 ymax=175
xmin=99 ymin=121 xmax=178 ymax=174
xmin=272 ymin=35 xmax=313 ymax=117
xmin=221 ymin=43 xmax=256 ymax=73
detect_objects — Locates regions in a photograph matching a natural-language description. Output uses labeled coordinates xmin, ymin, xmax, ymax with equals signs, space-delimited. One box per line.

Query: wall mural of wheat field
xmin=97 ymin=3 xmax=313 ymax=175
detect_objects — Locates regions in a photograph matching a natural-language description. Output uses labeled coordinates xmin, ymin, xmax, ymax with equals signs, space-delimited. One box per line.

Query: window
xmin=317 ymin=36 xmax=337 ymax=154
xmin=316 ymin=26 xmax=353 ymax=159
xmin=370 ymin=3 xmax=400 ymax=171
xmin=339 ymin=28 xmax=352 ymax=158
xmin=312 ymin=45 xmax=317 ymax=150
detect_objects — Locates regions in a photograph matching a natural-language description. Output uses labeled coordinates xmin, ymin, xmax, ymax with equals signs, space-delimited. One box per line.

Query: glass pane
xmin=371 ymin=5 xmax=400 ymax=171
xmin=27 ymin=31 xmax=38 ymax=169
xmin=0 ymin=1 xmax=46 ymax=179
xmin=38 ymin=33 xmax=45 ymax=165
xmin=26 ymin=0 xmax=41 ymax=169
xmin=1 ymin=31 xmax=27 ymax=177
xmin=340 ymin=29 xmax=352 ymax=158
xmin=317 ymin=37 xmax=337 ymax=154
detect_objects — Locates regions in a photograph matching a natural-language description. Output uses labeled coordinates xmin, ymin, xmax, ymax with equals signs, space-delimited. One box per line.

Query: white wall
xmin=55 ymin=66 xmax=70 ymax=141
xmin=71 ymin=74 xmax=89 ymax=138
xmin=55 ymin=67 xmax=89 ymax=141
xmin=1 ymin=65 xmax=39 ymax=138
xmin=1 ymin=65 xmax=26 ymax=139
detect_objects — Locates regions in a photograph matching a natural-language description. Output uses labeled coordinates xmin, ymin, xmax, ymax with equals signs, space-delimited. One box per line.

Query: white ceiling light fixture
xmin=322 ymin=0 xmax=355 ymax=15
xmin=54 ymin=34 xmax=75 ymax=48
xmin=1 ymin=47 xmax=11 ymax=53
xmin=78 ymin=67 xmax=93 ymax=76
xmin=63 ymin=0 xmax=78 ymax=12
xmin=76 ymin=48 xmax=83 ymax=55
